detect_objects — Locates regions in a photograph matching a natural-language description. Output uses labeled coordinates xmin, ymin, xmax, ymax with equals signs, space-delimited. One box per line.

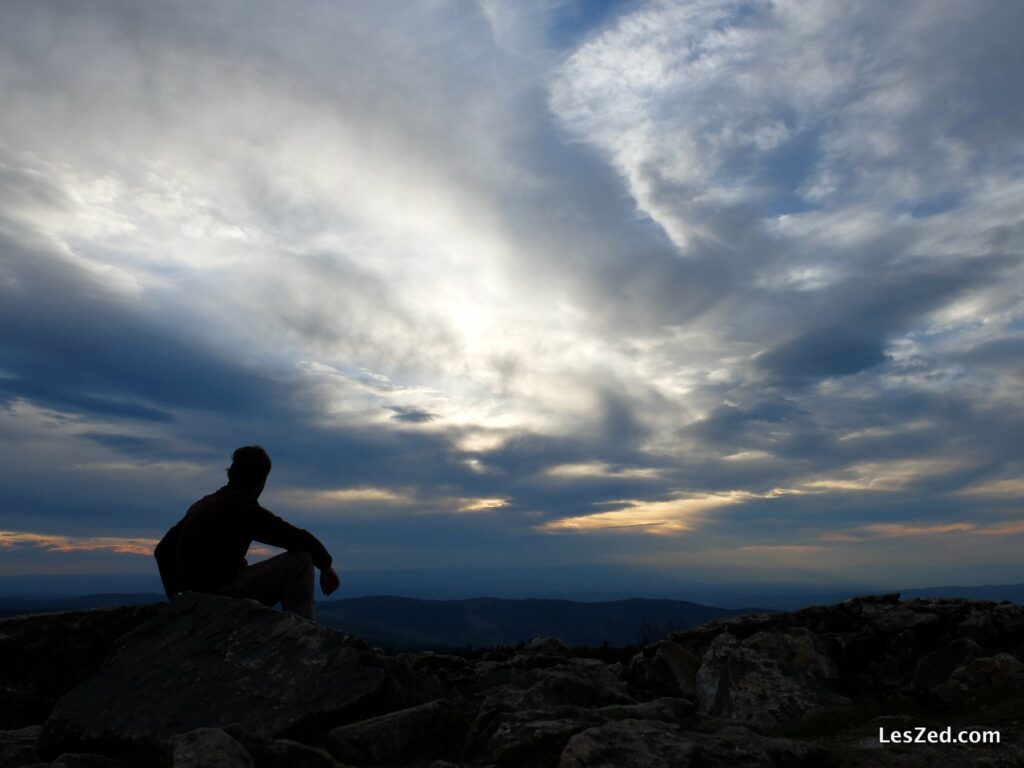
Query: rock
xmin=477 ymin=666 xmax=631 ymax=720
xmin=12 ymin=591 xmax=1024 ymax=768
xmin=993 ymin=603 xmax=1024 ymax=641
xmin=328 ymin=698 xmax=472 ymax=766
xmin=0 ymin=724 xmax=42 ymax=767
xmin=466 ymin=664 xmax=632 ymax=766
xmin=559 ymin=719 xmax=696 ymax=768
xmin=829 ymin=629 xmax=880 ymax=695
xmin=937 ymin=652 xmax=1024 ymax=707
xmin=649 ymin=641 xmax=700 ymax=699
xmin=496 ymin=717 xmax=593 ymax=766
xmin=222 ymin=726 xmax=342 ymax=768
xmin=511 ymin=664 xmax=635 ymax=710
xmin=402 ymin=652 xmax=469 ymax=678
xmin=596 ymin=698 xmax=695 ymax=725
xmin=0 ymin=605 xmax=160 ymax=729
xmin=512 ymin=637 xmax=570 ymax=670
xmin=696 ymin=629 xmax=849 ymax=728
xmin=50 ymin=755 xmax=127 ymax=767
xmin=861 ymin=604 xmax=941 ymax=636
xmin=870 ymin=629 xmax=921 ymax=689
xmin=522 ymin=637 xmax=569 ymax=656
xmin=958 ymin=607 xmax=999 ymax=644
xmin=688 ymin=725 xmax=828 ymax=767
xmin=468 ymin=660 xmax=514 ymax=692
xmin=40 ymin=594 xmax=440 ymax=757
xmin=171 ymin=728 xmax=253 ymax=768
xmin=913 ymin=637 xmax=981 ymax=694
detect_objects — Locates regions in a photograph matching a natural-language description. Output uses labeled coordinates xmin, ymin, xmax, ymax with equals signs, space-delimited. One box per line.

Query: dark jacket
xmin=154 ymin=486 xmax=332 ymax=598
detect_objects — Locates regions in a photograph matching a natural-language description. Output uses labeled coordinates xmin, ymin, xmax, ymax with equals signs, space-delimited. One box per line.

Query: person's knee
xmin=287 ymin=550 xmax=314 ymax=575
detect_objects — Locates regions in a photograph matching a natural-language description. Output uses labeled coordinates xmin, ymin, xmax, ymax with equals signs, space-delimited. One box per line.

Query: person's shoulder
xmin=187 ymin=486 xmax=234 ymax=512
xmin=218 ymin=486 xmax=265 ymax=513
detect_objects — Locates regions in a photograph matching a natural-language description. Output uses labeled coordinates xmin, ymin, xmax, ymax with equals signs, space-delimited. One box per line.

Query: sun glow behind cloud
xmin=539 ymin=489 xmax=798 ymax=535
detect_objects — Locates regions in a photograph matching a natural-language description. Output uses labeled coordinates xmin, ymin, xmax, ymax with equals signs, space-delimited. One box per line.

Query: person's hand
xmin=320 ymin=565 xmax=340 ymax=596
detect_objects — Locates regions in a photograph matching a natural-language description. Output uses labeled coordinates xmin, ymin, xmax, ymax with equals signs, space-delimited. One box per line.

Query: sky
xmin=1 ymin=0 xmax=1023 ymax=597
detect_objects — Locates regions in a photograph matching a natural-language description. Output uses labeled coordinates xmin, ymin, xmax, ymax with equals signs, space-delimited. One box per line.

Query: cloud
xmin=0 ymin=530 xmax=158 ymax=557
xmin=757 ymin=330 xmax=888 ymax=380
xmin=388 ymin=406 xmax=439 ymax=424
xmin=0 ymin=0 xmax=1023 ymax=588
xmin=538 ymin=489 xmax=795 ymax=535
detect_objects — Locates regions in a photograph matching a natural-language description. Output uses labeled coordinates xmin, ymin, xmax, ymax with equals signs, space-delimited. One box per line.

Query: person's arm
xmin=249 ymin=504 xmax=333 ymax=571
xmin=154 ymin=519 xmax=184 ymax=599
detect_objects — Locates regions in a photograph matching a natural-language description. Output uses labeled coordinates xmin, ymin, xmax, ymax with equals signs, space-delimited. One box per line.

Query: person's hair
xmin=226 ymin=445 xmax=272 ymax=488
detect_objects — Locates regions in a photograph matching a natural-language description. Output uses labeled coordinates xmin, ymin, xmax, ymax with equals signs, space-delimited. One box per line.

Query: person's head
xmin=226 ymin=445 xmax=272 ymax=496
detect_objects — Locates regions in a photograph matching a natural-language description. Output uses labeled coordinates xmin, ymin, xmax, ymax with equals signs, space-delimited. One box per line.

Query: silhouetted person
xmin=154 ymin=445 xmax=340 ymax=621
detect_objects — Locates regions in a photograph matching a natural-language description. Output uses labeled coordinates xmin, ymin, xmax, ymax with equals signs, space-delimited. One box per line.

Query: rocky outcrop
xmin=39 ymin=593 xmax=441 ymax=758
xmin=695 ymin=628 xmax=849 ymax=727
xmin=0 ymin=592 xmax=1022 ymax=767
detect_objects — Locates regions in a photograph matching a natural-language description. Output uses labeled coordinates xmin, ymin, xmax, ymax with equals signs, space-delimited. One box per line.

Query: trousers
xmin=220 ymin=550 xmax=316 ymax=621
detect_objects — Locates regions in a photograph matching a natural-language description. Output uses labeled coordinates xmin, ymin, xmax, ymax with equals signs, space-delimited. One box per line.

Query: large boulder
xmin=696 ymin=629 xmax=849 ymax=728
xmin=626 ymin=640 xmax=700 ymax=700
xmin=40 ymin=593 xmax=440 ymax=758
xmin=0 ymin=605 xmax=160 ymax=729
xmin=936 ymin=652 xmax=1024 ymax=708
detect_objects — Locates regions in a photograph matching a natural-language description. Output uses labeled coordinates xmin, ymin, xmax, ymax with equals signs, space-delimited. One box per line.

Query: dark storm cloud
xmin=388 ymin=406 xmax=438 ymax=424
xmin=753 ymin=255 xmax=1012 ymax=385
xmin=960 ymin=336 xmax=1024 ymax=377
xmin=0 ymin=378 xmax=173 ymax=423
xmin=758 ymin=330 xmax=887 ymax=381
xmin=0 ymin=233 xmax=285 ymax=416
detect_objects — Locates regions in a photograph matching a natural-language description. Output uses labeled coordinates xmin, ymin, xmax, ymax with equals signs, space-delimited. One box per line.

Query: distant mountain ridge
xmin=314 ymin=596 xmax=765 ymax=650
xmin=0 ymin=593 xmax=761 ymax=650
xmin=4 ymin=582 xmax=1024 ymax=651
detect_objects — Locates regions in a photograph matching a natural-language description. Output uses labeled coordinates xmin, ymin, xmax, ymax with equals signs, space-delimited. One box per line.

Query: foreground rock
xmin=0 ymin=592 xmax=1021 ymax=767
xmin=0 ymin=605 xmax=161 ymax=730
xmin=40 ymin=593 xmax=441 ymax=758
xmin=559 ymin=720 xmax=827 ymax=768
xmin=328 ymin=698 xmax=472 ymax=765
xmin=695 ymin=628 xmax=850 ymax=727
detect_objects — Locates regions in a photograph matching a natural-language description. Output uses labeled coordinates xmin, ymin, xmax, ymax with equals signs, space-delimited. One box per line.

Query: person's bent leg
xmin=278 ymin=551 xmax=315 ymax=620
xmin=221 ymin=550 xmax=316 ymax=620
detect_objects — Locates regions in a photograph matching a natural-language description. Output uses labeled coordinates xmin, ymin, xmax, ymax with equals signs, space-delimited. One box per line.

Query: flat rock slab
xmin=41 ymin=594 xmax=435 ymax=756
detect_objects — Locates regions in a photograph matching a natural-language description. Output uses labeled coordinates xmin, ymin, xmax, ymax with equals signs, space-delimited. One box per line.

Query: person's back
xmin=175 ymin=486 xmax=263 ymax=594
xmin=155 ymin=445 xmax=340 ymax=621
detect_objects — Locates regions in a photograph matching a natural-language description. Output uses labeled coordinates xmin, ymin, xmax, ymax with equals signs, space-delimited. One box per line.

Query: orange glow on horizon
xmin=0 ymin=529 xmax=159 ymax=556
